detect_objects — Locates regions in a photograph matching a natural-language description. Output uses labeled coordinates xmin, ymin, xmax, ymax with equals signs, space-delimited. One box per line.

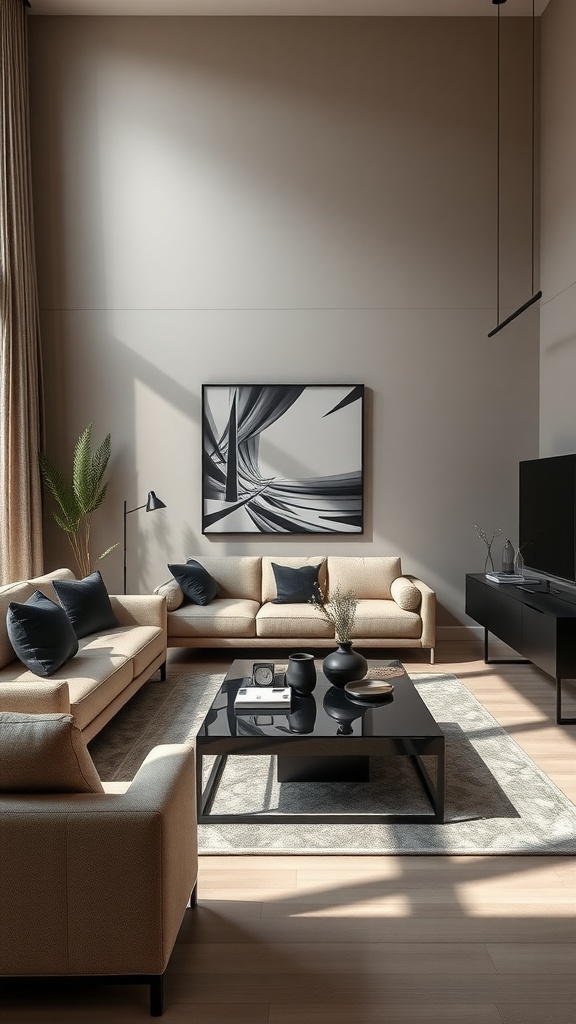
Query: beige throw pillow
xmin=0 ymin=712 xmax=104 ymax=793
xmin=390 ymin=576 xmax=421 ymax=612
xmin=154 ymin=578 xmax=185 ymax=611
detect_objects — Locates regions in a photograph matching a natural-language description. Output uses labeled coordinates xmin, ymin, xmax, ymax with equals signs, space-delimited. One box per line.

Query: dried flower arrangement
xmin=310 ymin=584 xmax=358 ymax=644
xmin=474 ymin=524 xmax=502 ymax=573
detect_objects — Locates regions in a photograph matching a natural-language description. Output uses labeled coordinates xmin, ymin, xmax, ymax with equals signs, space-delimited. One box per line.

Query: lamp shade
xmin=146 ymin=491 xmax=166 ymax=511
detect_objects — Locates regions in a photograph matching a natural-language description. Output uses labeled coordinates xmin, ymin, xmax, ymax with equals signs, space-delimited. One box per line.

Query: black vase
xmin=323 ymin=686 xmax=369 ymax=735
xmin=322 ymin=642 xmax=367 ymax=689
xmin=288 ymin=694 xmax=317 ymax=734
xmin=285 ymin=652 xmax=317 ymax=695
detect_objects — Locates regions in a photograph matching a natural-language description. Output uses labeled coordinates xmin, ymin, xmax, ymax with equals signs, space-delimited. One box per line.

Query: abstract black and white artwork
xmin=202 ymin=384 xmax=364 ymax=534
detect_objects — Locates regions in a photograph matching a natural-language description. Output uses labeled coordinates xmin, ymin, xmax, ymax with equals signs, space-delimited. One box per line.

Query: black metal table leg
xmin=556 ymin=677 xmax=576 ymax=725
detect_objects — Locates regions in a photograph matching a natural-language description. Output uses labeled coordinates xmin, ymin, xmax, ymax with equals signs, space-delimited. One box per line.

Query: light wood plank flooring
xmin=3 ymin=642 xmax=576 ymax=1024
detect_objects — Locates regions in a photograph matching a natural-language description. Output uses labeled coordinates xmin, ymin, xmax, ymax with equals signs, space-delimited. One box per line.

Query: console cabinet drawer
xmin=465 ymin=576 xmax=522 ymax=651
xmin=521 ymin=605 xmax=558 ymax=678
xmin=484 ymin=589 xmax=522 ymax=653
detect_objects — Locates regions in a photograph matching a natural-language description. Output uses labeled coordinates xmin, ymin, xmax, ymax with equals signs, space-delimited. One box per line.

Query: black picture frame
xmin=202 ymin=384 xmax=364 ymax=535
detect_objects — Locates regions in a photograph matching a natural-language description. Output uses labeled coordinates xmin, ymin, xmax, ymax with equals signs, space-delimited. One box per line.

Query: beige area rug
xmin=89 ymin=668 xmax=576 ymax=856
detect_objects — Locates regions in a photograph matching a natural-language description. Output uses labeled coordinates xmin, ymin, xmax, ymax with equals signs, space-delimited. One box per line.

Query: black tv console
xmin=465 ymin=573 xmax=576 ymax=725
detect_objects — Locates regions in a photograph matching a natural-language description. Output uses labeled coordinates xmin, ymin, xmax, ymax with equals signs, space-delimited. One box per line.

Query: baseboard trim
xmin=437 ymin=625 xmax=483 ymax=643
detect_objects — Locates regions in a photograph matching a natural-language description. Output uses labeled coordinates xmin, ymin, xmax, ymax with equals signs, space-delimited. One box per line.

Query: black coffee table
xmin=196 ymin=658 xmax=445 ymax=824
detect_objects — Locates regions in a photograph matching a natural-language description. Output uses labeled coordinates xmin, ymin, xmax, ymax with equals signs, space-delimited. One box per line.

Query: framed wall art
xmin=202 ymin=384 xmax=364 ymax=534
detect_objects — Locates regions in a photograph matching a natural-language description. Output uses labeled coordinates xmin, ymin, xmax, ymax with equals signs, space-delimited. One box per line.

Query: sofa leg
xmin=159 ymin=661 xmax=167 ymax=682
xmin=189 ymin=881 xmax=198 ymax=907
xmin=150 ymin=974 xmax=164 ymax=1016
xmin=430 ymin=648 xmax=435 ymax=665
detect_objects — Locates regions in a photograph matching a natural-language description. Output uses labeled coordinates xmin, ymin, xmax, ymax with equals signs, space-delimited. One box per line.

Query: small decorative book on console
xmin=485 ymin=573 xmax=527 ymax=584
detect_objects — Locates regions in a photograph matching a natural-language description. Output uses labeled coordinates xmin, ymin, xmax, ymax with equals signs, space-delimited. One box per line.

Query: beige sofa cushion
xmin=352 ymin=600 xmax=422 ymax=640
xmin=168 ymin=599 xmax=259 ymax=639
xmin=187 ymin=556 xmax=261 ymax=602
xmin=390 ymin=576 xmax=422 ymax=611
xmin=81 ymin=625 xmax=165 ymax=679
xmin=154 ymin=578 xmax=184 ymax=611
xmin=256 ymin=602 xmax=334 ymax=639
xmin=327 ymin=556 xmax=402 ymax=600
xmin=261 ymin=556 xmax=327 ymax=603
xmin=0 ymin=711 xmax=104 ymax=793
xmin=27 ymin=567 xmax=76 ymax=599
xmin=67 ymin=653 xmax=135 ymax=730
xmin=0 ymin=650 xmax=133 ymax=731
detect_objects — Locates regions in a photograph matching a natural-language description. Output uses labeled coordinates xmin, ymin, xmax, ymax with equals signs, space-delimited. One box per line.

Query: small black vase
xmin=288 ymin=694 xmax=317 ymax=734
xmin=285 ymin=652 xmax=317 ymax=695
xmin=322 ymin=642 xmax=367 ymax=689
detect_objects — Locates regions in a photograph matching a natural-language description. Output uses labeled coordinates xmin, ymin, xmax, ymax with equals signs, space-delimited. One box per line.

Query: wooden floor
xmin=4 ymin=642 xmax=576 ymax=1023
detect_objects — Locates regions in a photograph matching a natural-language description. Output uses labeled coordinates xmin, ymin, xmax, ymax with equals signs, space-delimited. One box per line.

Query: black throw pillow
xmin=168 ymin=560 xmax=218 ymax=606
xmin=52 ymin=570 xmax=119 ymax=639
xmin=271 ymin=562 xmax=321 ymax=604
xmin=6 ymin=590 xmax=79 ymax=678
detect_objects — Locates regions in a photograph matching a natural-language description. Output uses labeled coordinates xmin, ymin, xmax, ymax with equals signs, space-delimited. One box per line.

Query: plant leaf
xmin=73 ymin=423 xmax=95 ymax=513
xmin=38 ymin=451 xmax=81 ymax=529
xmin=96 ymin=542 xmax=119 ymax=562
xmin=91 ymin=481 xmax=109 ymax=514
xmin=90 ymin=433 xmax=111 ymax=491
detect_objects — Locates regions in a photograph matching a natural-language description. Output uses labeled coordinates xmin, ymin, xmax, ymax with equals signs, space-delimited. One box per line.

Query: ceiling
xmin=29 ymin=1 xmax=552 ymax=17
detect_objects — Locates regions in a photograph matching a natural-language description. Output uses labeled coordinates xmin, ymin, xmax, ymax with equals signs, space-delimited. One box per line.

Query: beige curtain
xmin=0 ymin=0 xmax=44 ymax=585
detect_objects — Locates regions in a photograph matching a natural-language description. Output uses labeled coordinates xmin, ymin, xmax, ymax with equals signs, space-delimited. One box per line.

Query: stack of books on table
xmin=234 ymin=684 xmax=292 ymax=711
xmin=485 ymin=572 xmax=526 ymax=584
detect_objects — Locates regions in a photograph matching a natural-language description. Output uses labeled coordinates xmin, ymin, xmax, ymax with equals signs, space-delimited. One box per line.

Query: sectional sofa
xmin=156 ymin=554 xmax=436 ymax=662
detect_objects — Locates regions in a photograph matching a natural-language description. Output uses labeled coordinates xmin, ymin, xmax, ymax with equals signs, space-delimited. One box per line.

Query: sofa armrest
xmin=109 ymin=593 xmax=167 ymax=631
xmin=0 ymin=744 xmax=197 ymax=977
xmin=0 ymin=680 xmax=71 ymax=715
xmin=405 ymin=575 xmax=436 ymax=649
xmin=98 ymin=743 xmax=198 ymax=969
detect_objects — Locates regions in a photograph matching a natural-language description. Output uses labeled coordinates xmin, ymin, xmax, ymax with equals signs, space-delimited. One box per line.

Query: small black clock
xmin=252 ymin=662 xmax=275 ymax=687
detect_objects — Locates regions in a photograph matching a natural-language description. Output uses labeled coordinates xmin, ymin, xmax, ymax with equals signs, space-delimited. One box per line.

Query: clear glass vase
xmin=483 ymin=550 xmax=495 ymax=573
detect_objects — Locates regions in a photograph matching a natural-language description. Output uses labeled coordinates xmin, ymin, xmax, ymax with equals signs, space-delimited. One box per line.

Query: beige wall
xmin=540 ymin=0 xmax=576 ymax=456
xmin=28 ymin=16 xmax=539 ymax=628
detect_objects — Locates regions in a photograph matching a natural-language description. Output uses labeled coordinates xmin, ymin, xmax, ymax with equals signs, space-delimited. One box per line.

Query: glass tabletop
xmin=197 ymin=658 xmax=443 ymax=741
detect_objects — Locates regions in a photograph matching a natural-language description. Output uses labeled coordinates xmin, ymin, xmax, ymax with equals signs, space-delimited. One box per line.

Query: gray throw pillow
xmin=271 ymin=562 xmax=321 ymax=604
xmin=6 ymin=590 xmax=79 ymax=677
xmin=52 ymin=570 xmax=119 ymax=639
xmin=168 ymin=560 xmax=218 ymax=606
xmin=0 ymin=712 xmax=104 ymax=793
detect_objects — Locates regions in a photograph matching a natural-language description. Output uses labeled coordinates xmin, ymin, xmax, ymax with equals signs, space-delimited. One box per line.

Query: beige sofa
xmin=157 ymin=555 xmax=436 ymax=662
xmin=0 ymin=568 xmax=167 ymax=740
xmin=0 ymin=739 xmax=197 ymax=1016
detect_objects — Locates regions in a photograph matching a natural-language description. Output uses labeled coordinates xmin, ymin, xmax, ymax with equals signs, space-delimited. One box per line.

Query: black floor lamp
xmin=123 ymin=491 xmax=166 ymax=594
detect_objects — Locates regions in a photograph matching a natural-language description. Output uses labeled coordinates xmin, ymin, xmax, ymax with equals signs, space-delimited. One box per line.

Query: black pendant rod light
xmin=488 ymin=0 xmax=542 ymax=338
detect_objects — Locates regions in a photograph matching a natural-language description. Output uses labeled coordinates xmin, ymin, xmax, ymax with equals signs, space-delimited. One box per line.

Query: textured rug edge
xmin=413 ymin=672 xmax=576 ymax=815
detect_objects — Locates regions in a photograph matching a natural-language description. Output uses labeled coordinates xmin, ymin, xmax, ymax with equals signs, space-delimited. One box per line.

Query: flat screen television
xmin=519 ymin=454 xmax=576 ymax=586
